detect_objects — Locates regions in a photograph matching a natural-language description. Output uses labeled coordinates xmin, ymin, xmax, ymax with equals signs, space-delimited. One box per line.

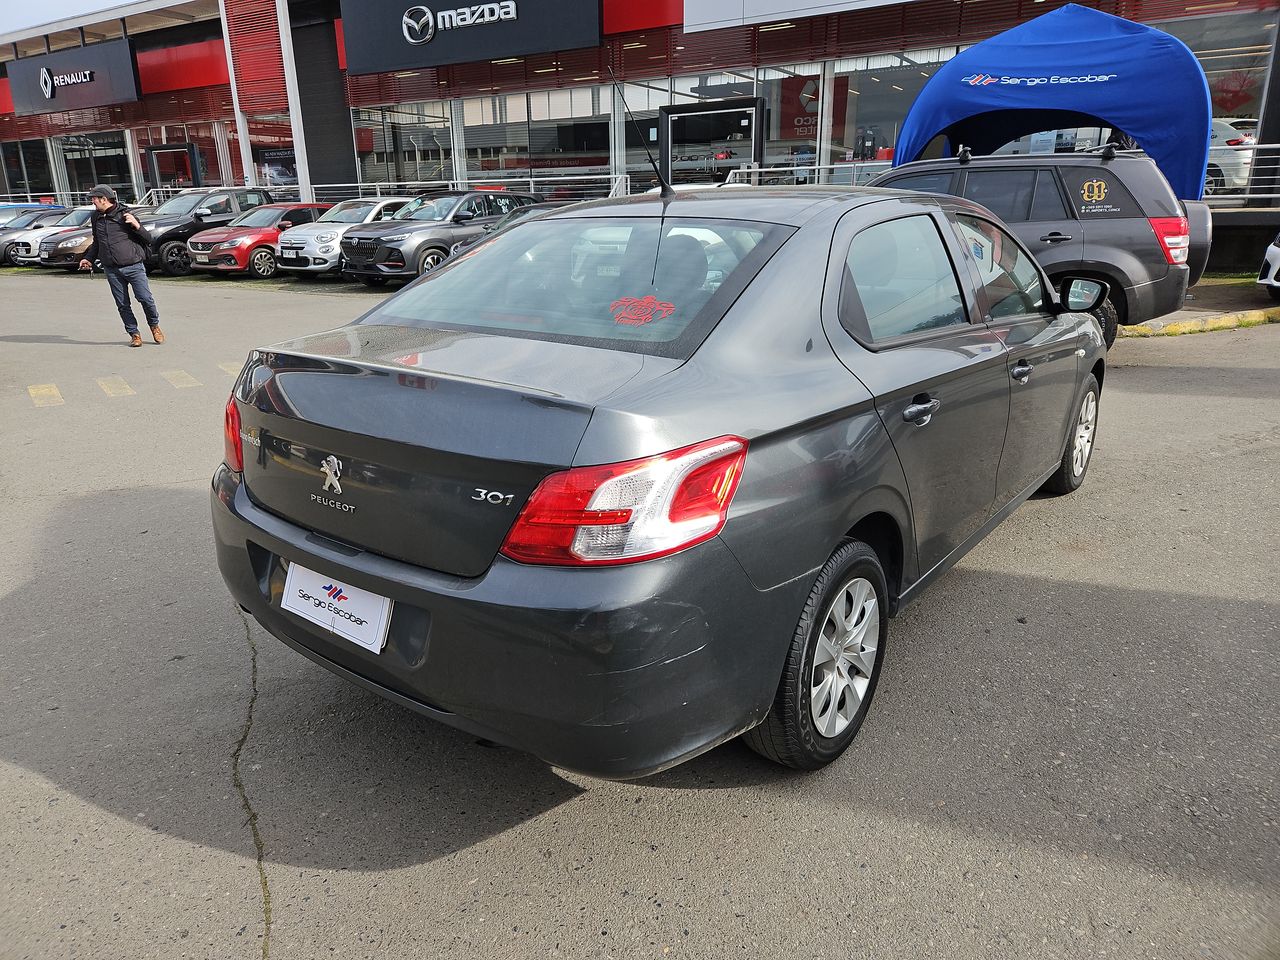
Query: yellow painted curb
xmin=1120 ymin=306 xmax=1280 ymax=337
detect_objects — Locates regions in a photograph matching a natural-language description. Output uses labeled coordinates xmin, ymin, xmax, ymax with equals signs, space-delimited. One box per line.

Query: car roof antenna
xmin=607 ymin=64 xmax=675 ymax=200
xmin=957 ymin=145 xmax=972 ymax=165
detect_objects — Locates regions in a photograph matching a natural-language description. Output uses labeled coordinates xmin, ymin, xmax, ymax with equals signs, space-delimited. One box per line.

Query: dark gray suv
xmin=341 ymin=190 xmax=538 ymax=285
xmin=215 ymin=187 xmax=1107 ymax=779
xmin=869 ymin=152 xmax=1212 ymax=346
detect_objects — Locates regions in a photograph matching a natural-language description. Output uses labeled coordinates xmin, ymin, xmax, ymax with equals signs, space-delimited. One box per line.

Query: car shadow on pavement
xmin=2 ymin=485 xmax=1276 ymax=890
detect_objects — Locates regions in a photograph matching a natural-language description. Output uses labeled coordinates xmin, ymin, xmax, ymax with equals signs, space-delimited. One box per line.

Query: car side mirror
xmin=1061 ymin=278 xmax=1108 ymax=313
xmin=278 ymin=221 xmax=292 ymax=230
xmin=195 ymin=208 xmax=212 ymax=219
xmin=453 ymin=209 xmax=476 ymax=223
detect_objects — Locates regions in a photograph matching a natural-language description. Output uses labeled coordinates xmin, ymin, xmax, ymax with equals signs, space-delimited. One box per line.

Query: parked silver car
xmin=277 ymin=197 xmax=414 ymax=276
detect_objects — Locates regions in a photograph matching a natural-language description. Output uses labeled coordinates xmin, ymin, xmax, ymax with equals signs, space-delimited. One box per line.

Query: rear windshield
xmin=360 ymin=216 xmax=792 ymax=358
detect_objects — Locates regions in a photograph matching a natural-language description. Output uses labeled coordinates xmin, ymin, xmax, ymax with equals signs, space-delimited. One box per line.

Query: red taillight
xmin=500 ymin=436 xmax=748 ymax=566
xmin=1149 ymin=217 xmax=1190 ymax=265
xmin=224 ymin=395 xmax=243 ymax=472
xmin=1225 ymin=137 xmax=1254 ymax=146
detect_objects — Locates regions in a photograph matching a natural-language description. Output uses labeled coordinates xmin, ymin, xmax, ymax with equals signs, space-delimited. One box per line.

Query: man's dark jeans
xmin=104 ymin=262 xmax=160 ymax=336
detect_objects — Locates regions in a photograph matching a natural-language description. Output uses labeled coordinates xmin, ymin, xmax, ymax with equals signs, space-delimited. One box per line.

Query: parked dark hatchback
xmin=340 ymin=189 xmax=538 ymax=285
xmin=214 ymin=187 xmax=1107 ymax=779
xmin=140 ymin=187 xmax=276 ymax=275
xmin=868 ymin=152 xmax=1211 ymax=346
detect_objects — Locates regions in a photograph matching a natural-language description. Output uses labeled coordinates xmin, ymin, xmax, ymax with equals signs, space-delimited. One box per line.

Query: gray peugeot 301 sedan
xmin=213 ymin=187 xmax=1107 ymax=779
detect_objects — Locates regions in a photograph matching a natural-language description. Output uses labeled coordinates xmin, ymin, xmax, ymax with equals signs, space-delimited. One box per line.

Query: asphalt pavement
xmin=1 ymin=267 xmax=1276 ymax=960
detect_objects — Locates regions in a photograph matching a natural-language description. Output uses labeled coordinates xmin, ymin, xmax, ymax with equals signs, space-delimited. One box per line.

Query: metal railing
xmin=1203 ymin=142 xmax=1280 ymax=208
xmin=726 ymin=161 xmax=892 ymax=187
xmin=0 ymin=191 xmax=97 ymax=208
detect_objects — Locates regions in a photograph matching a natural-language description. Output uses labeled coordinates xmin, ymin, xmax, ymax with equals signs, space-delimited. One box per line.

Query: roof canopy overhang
xmin=893 ymin=4 xmax=1212 ymax=200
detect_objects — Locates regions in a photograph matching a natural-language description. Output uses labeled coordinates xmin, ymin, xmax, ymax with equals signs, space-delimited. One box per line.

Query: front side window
xmin=840 ymin=215 xmax=967 ymax=342
xmin=457 ymin=196 xmax=487 ymax=218
xmin=952 ymin=215 xmax=1046 ymax=319
xmin=153 ymin=193 xmax=204 ymax=216
xmin=58 ymin=209 xmax=93 ymax=226
xmin=203 ymin=194 xmax=232 ymax=215
xmin=361 ymin=217 xmax=790 ymax=359
xmin=241 ymin=191 xmax=268 ymax=210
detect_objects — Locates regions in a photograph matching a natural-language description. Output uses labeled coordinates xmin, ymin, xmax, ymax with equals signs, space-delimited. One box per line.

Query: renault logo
xmin=402 ymin=6 xmax=436 ymax=44
xmin=39 ymin=67 xmax=54 ymax=100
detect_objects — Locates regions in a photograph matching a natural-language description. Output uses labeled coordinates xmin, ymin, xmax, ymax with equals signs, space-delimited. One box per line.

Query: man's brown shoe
xmin=150 ymin=325 xmax=165 ymax=344
xmin=129 ymin=334 xmax=143 ymax=348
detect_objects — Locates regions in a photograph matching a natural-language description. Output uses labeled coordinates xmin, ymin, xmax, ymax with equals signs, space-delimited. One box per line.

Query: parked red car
xmin=188 ymin=203 xmax=331 ymax=278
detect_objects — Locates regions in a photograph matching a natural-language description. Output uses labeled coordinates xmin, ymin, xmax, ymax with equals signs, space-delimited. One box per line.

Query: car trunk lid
xmin=236 ymin=324 xmax=670 ymax=577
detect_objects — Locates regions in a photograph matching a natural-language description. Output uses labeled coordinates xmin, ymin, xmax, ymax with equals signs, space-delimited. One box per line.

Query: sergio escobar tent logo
xmin=963 ymin=72 xmax=1118 ymax=87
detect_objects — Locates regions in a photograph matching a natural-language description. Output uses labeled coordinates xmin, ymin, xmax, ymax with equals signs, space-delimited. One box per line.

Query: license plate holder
xmin=281 ymin=562 xmax=393 ymax=654
xmin=194 ymin=253 xmax=209 ymax=263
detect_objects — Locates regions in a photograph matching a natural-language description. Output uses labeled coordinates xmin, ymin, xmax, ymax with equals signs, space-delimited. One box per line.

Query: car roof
xmin=887 ymin=151 xmax=1158 ymax=171
xmin=543 ymin=186 xmax=941 ymax=226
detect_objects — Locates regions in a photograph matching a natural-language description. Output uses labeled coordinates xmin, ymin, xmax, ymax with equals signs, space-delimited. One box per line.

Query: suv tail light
xmin=500 ymin=436 xmax=748 ymax=566
xmin=224 ymin=395 xmax=243 ymax=472
xmin=1149 ymin=217 xmax=1190 ymax=265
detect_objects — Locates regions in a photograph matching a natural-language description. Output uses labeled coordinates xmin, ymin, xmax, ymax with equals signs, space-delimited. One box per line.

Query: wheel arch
xmin=844 ymin=511 xmax=906 ymax=614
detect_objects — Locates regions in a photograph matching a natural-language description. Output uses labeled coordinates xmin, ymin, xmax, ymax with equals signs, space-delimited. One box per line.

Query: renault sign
xmin=8 ymin=38 xmax=139 ymax=116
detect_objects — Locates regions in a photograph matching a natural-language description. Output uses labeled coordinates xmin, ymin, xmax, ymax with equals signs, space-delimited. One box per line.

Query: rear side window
xmin=1057 ymin=167 xmax=1140 ymax=219
xmin=1030 ymin=170 xmax=1069 ymax=221
xmin=486 ymin=194 xmax=523 ymax=216
xmin=840 ymin=215 xmax=968 ymax=342
xmin=361 ymin=217 xmax=792 ymax=359
xmin=962 ymin=169 xmax=1036 ymax=222
xmin=887 ymin=173 xmax=956 ymax=196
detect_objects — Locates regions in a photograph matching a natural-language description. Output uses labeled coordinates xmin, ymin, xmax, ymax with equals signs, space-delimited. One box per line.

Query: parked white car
xmin=1255 ymin=234 xmax=1280 ymax=301
xmin=1207 ymin=118 xmax=1254 ymax=195
xmin=276 ymin=196 xmax=413 ymax=275
xmin=4 ymin=206 xmax=93 ymax=265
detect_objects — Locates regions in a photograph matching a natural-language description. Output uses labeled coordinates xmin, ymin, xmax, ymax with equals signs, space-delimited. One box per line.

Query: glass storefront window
xmin=58 ymin=131 xmax=132 ymax=199
xmin=462 ymin=93 xmax=530 ymax=178
xmin=620 ymin=79 xmax=670 ymax=182
xmin=830 ymin=48 xmax=956 ymax=170
xmin=352 ymin=103 xmax=452 ymax=184
xmin=1157 ymin=11 xmax=1277 ymax=126
xmin=528 ymin=85 xmax=610 ymax=180
xmin=1 ymin=140 xmax=55 ymax=195
xmin=758 ymin=63 xmax=821 ymax=178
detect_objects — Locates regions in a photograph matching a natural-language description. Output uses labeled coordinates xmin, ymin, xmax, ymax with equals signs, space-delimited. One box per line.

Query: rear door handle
xmin=902 ymin=398 xmax=942 ymax=425
xmin=1039 ymin=232 xmax=1073 ymax=243
xmin=1011 ymin=361 xmax=1034 ymax=383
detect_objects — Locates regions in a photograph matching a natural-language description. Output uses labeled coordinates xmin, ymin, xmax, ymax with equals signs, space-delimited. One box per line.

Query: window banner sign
xmin=339 ymin=0 xmax=601 ymax=74
xmin=7 ymin=38 xmax=141 ymax=117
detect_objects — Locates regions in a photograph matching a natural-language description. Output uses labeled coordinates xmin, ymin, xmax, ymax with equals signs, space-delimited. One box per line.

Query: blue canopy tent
xmin=893 ymin=4 xmax=1211 ymax=200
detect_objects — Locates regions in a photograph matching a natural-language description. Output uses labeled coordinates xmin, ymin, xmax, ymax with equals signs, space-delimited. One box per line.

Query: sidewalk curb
xmin=1119 ymin=306 xmax=1280 ymax=337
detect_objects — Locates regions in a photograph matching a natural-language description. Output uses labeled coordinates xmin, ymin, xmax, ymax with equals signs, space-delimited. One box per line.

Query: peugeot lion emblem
xmin=320 ymin=455 xmax=343 ymax=495
xmin=402 ymin=6 xmax=436 ymax=44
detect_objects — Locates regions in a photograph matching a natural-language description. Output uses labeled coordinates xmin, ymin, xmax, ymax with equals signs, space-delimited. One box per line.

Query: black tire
xmin=2 ymin=244 xmax=18 ymax=266
xmin=1203 ymin=166 xmax=1224 ymax=197
xmin=1091 ymin=295 xmax=1120 ymax=349
xmin=247 ymin=246 xmax=277 ymax=279
xmin=357 ymin=275 xmax=387 ymax=287
xmin=159 ymin=240 xmax=192 ymax=276
xmin=417 ymin=247 xmax=447 ymax=277
xmin=743 ymin=540 xmax=889 ymax=770
xmin=1267 ymin=286 xmax=1280 ymax=303
xmin=1041 ymin=373 xmax=1100 ymax=496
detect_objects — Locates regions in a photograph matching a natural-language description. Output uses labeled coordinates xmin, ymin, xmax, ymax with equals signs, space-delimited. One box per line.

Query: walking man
xmin=79 ymin=185 xmax=165 ymax=348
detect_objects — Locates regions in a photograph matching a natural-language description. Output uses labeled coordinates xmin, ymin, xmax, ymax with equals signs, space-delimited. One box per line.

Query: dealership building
xmin=1 ymin=0 xmax=1277 ymax=202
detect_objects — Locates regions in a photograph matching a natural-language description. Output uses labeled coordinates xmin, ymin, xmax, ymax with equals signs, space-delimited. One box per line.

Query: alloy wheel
xmin=419 ymin=250 xmax=445 ymax=275
xmin=810 ymin=577 xmax=879 ymax=739
xmin=165 ymin=245 xmax=190 ymax=272
xmin=1072 ymin=390 xmax=1098 ymax=477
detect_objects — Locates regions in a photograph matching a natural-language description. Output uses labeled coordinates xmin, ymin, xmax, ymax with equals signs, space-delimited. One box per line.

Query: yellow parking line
xmin=161 ymin=370 xmax=202 ymax=389
xmin=218 ymin=362 xmax=242 ymax=376
xmin=97 ymin=376 xmax=135 ymax=398
xmin=28 ymin=384 xmax=64 ymax=407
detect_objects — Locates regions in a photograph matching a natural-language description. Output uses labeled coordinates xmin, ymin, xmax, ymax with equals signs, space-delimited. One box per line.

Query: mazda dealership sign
xmin=340 ymin=0 xmax=599 ymax=74
xmin=8 ymin=38 xmax=139 ymax=116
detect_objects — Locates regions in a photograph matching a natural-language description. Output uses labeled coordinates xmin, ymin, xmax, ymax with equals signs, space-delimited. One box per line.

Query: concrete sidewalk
xmin=1121 ymin=275 xmax=1280 ymax=336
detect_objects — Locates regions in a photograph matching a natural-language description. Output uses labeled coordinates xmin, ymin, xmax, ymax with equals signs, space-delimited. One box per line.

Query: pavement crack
xmin=232 ymin=605 xmax=273 ymax=959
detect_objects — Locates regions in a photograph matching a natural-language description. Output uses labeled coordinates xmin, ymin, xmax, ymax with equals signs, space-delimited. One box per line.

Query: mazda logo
xmin=402 ymin=6 xmax=436 ymax=44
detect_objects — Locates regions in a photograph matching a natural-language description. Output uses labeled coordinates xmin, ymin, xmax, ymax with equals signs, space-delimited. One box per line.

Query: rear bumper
xmin=211 ymin=466 xmax=798 ymax=779
xmin=1122 ymin=264 xmax=1188 ymax=325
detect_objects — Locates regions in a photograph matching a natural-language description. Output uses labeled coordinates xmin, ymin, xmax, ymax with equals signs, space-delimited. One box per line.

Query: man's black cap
xmin=88 ymin=184 xmax=117 ymax=201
